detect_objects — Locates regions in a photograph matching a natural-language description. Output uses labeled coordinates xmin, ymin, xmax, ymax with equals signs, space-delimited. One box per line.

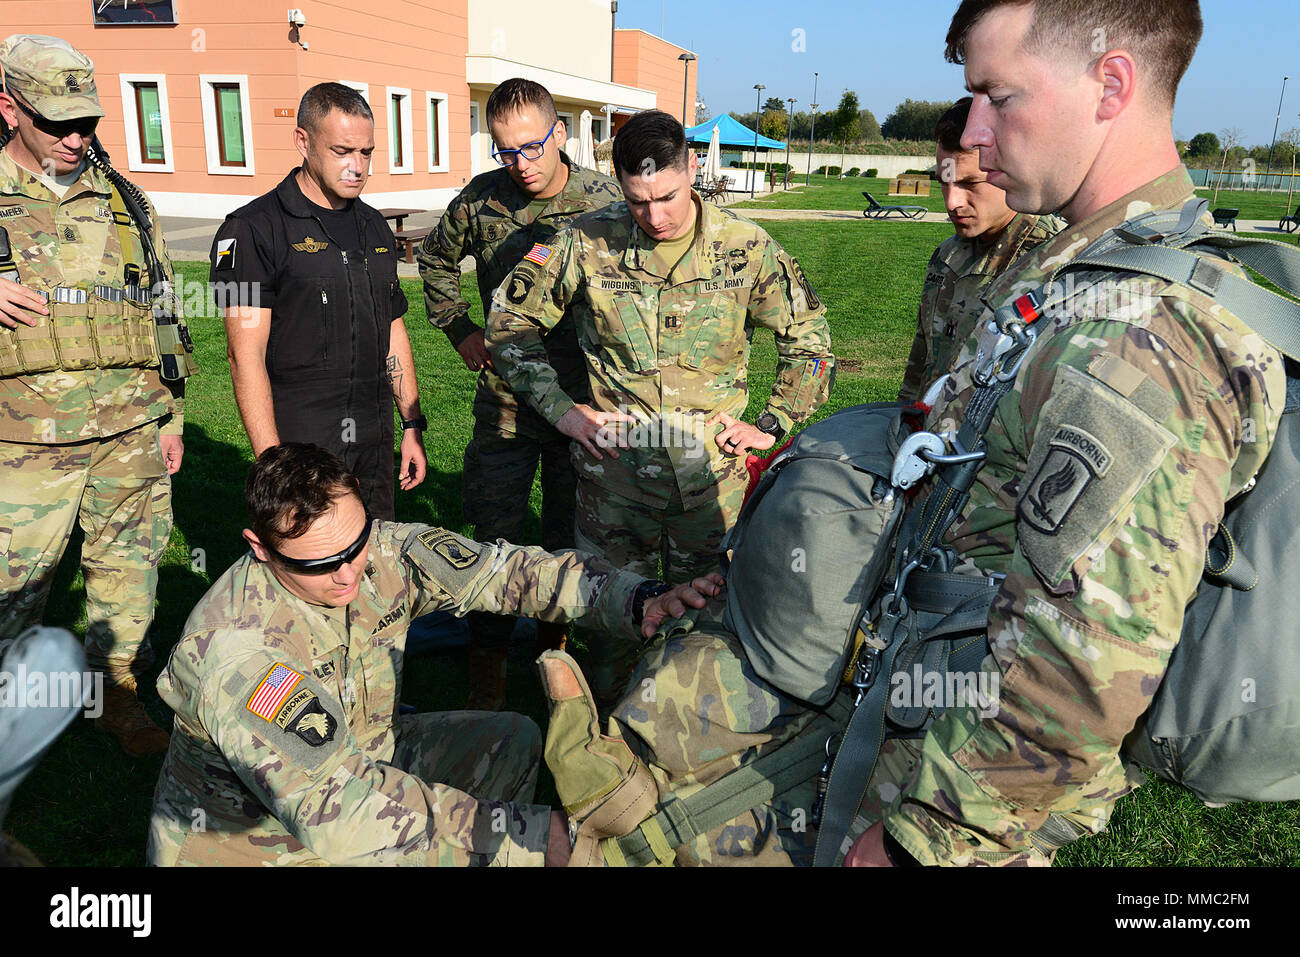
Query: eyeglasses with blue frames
xmin=264 ymin=514 xmax=373 ymax=575
xmin=491 ymin=122 xmax=557 ymax=166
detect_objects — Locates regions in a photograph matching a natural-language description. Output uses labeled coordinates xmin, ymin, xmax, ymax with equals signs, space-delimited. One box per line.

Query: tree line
xmin=726 ymin=92 xmax=955 ymax=149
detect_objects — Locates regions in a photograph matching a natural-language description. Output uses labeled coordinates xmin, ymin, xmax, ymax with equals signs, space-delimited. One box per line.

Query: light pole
xmin=784 ymin=97 xmax=796 ymax=189
xmin=805 ymin=71 xmax=819 ymax=186
xmin=752 ymin=83 xmax=765 ymax=198
xmin=1266 ymin=75 xmax=1290 ymax=190
xmin=610 ymin=2 xmax=618 ymax=82
xmin=678 ymin=53 xmax=696 ymax=127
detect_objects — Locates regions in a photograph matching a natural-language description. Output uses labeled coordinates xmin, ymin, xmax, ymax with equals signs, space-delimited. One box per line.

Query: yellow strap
xmin=639 ymin=815 xmax=677 ymax=866
xmin=107 ymin=183 xmax=142 ymax=279
xmin=599 ymin=835 xmax=627 ymax=867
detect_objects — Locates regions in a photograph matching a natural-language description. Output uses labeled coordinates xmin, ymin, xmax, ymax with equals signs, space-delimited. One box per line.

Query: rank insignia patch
xmin=1019 ymin=425 xmax=1112 ymax=534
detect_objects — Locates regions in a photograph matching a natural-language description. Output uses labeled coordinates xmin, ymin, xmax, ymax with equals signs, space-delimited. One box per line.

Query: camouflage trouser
xmin=614 ymin=626 xmax=1057 ymax=866
xmin=147 ymin=709 xmax=543 ymax=866
xmin=0 ymin=421 xmax=171 ymax=684
xmin=574 ymin=471 xmax=746 ymax=703
xmin=390 ymin=709 xmax=542 ymax=805
xmin=461 ymin=428 xmax=577 ymax=651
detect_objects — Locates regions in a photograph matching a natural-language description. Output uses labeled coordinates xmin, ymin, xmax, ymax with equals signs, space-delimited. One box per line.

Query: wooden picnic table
xmin=378 ymin=207 xmax=425 ymax=233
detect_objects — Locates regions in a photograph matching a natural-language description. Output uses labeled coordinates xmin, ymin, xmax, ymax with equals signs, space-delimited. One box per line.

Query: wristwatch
xmin=755 ymin=411 xmax=786 ymax=444
xmin=632 ymin=579 xmax=672 ymax=628
xmin=401 ymin=416 xmax=428 ymax=432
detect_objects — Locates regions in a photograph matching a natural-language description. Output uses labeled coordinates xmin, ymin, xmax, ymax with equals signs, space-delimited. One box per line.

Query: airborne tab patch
xmin=417 ymin=529 xmax=482 ymax=570
xmin=1019 ymin=426 xmax=1113 ymax=535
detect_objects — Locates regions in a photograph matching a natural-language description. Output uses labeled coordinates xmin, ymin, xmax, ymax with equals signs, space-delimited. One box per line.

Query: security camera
xmin=288 ymin=9 xmax=306 ymax=27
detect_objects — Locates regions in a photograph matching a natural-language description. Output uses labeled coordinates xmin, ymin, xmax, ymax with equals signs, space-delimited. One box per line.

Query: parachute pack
xmin=548 ymin=199 xmax=1300 ymax=865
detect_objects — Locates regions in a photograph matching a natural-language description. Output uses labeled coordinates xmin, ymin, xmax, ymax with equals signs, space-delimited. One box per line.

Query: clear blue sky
xmin=617 ymin=0 xmax=1300 ymax=147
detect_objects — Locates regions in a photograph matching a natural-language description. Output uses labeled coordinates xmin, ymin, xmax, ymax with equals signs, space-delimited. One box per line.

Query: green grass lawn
xmin=6 ymin=219 xmax=1298 ymax=866
xmin=1195 ymin=185 xmax=1300 ymax=223
xmin=733 ymin=176 xmax=949 ymax=214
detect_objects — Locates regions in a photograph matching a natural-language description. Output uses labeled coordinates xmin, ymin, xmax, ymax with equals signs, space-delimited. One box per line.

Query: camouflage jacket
xmin=417 ymin=155 xmax=622 ymax=438
xmin=147 ymin=521 xmax=644 ymax=866
xmin=881 ymin=168 xmax=1286 ymax=865
xmin=898 ymin=213 xmax=1061 ymax=404
xmin=487 ymin=195 xmax=836 ymax=507
xmin=0 ymin=149 xmax=183 ymax=443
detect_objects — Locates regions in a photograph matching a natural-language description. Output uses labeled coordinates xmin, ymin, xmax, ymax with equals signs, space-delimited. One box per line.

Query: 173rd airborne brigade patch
xmin=246 ymin=664 xmax=337 ymax=746
xmin=1019 ymin=424 xmax=1112 ymax=535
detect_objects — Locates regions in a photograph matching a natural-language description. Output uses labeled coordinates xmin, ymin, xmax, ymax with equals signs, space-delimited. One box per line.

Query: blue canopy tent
xmin=685 ymin=115 xmax=786 ymax=195
xmin=684 ymin=114 xmax=786 ymax=150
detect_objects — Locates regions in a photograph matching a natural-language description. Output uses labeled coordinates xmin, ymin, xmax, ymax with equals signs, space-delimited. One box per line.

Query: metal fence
xmin=1189 ymin=168 xmax=1300 ymax=191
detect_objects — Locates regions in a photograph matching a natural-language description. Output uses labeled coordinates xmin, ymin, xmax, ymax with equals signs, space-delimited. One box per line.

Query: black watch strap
xmin=401 ymin=416 xmax=428 ymax=431
xmin=755 ymin=411 xmax=786 ymax=442
xmin=632 ymin=579 xmax=672 ymax=628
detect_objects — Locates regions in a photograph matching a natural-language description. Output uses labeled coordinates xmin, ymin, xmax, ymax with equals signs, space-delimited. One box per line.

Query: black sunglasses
xmin=10 ymin=95 xmax=100 ymax=139
xmin=264 ymin=514 xmax=373 ymax=575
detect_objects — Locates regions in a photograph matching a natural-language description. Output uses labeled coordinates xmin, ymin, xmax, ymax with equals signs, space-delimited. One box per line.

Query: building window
xmin=118 ymin=73 xmax=174 ymax=173
xmin=387 ymin=87 xmax=412 ymax=174
xmin=213 ymin=85 xmax=245 ymax=166
xmin=199 ymin=75 xmax=255 ymax=176
xmin=427 ymin=92 xmax=449 ymax=173
xmin=556 ymin=111 xmax=575 ymax=156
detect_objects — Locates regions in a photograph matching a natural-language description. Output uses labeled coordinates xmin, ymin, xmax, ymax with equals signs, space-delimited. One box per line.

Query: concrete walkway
xmin=161 ymin=208 xmax=449 ymax=277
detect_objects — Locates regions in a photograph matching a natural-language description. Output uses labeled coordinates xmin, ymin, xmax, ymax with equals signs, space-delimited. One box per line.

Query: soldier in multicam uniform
xmin=146 ymin=443 xmax=720 ymax=866
xmin=839 ymin=0 xmax=1286 ymax=865
xmin=0 ymin=35 xmax=189 ymax=756
xmin=417 ymin=78 xmax=622 ymax=711
xmin=897 ymin=96 xmax=1060 ymax=405
xmin=545 ymin=0 xmax=1284 ymax=867
xmin=489 ymin=110 xmax=835 ymax=702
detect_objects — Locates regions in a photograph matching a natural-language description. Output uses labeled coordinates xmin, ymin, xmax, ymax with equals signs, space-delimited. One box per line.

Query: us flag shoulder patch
xmin=523 ymin=243 xmax=553 ymax=266
xmin=246 ymin=664 xmax=305 ymax=722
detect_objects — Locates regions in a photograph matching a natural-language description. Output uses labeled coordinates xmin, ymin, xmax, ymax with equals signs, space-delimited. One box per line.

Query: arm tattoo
xmin=387 ymin=355 xmax=404 ymax=398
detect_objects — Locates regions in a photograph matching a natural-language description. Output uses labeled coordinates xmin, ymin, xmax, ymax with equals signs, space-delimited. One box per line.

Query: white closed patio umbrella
xmin=704 ymin=125 xmax=722 ymax=181
xmin=577 ymin=110 xmax=597 ymax=169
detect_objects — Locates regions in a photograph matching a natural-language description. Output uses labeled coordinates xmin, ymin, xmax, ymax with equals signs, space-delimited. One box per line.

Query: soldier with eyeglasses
xmin=417 ymin=79 xmax=621 ymax=710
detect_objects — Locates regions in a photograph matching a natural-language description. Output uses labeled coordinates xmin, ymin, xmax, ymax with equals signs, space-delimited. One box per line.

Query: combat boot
xmin=465 ymin=644 xmax=508 ymax=711
xmin=95 ymin=677 xmax=170 ymax=757
xmin=537 ymin=650 xmax=663 ymax=866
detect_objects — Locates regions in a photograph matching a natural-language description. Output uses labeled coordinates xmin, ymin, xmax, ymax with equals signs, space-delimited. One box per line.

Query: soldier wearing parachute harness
xmin=0 ymin=35 xmax=195 ymax=757
xmin=535 ymin=0 xmax=1300 ymax=867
